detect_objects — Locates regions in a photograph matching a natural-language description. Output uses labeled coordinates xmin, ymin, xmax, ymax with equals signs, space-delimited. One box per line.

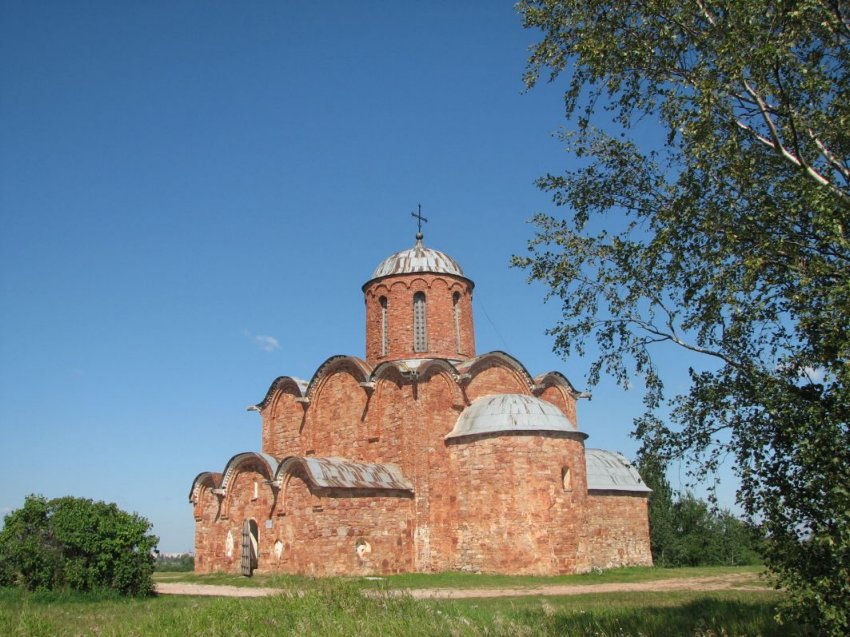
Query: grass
xmin=1 ymin=568 xmax=805 ymax=637
xmin=154 ymin=564 xmax=768 ymax=590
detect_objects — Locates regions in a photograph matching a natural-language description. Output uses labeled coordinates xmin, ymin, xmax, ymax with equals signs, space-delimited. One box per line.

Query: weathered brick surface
xmin=192 ymin=262 xmax=651 ymax=576
xmin=364 ymin=274 xmax=475 ymax=364
xmin=583 ymin=493 xmax=653 ymax=569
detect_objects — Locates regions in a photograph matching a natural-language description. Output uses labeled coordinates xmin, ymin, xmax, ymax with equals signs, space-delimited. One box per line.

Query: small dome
xmin=585 ymin=449 xmax=651 ymax=493
xmin=370 ymin=237 xmax=465 ymax=280
xmin=446 ymin=393 xmax=577 ymax=440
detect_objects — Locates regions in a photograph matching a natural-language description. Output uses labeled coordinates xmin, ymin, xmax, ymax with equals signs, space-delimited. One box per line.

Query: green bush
xmin=0 ymin=495 xmax=158 ymax=596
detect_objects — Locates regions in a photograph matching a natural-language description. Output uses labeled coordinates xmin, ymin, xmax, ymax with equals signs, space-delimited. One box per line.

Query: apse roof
xmin=585 ymin=449 xmax=651 ymax=493
xmin=369 ymin=236 xmax=467 ymax=281
xmin=446 ymin=393 xmax=578 ymax=440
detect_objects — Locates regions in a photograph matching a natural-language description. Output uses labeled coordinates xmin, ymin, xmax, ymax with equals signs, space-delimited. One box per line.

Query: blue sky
xmin=0 ymin=2 xmax=733 ymax=552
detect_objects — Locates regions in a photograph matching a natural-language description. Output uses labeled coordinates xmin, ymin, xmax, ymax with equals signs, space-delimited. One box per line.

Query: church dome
xmin=370 ymin=236 xmax=466 ymax=281
xmin=446 ymin=393 xmax=578 ymax=440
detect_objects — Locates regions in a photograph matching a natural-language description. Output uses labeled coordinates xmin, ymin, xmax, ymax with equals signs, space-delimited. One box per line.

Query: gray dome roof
xmin=446 ymin=393 xmax=577 ymax=440
xmin=370 ymin=237 xmax=465 ymax=280
xmin=585 ymin=449 xmax=651 ymax=493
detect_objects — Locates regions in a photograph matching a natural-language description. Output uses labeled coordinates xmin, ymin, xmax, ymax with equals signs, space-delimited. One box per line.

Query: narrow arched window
xmin=562 ymin=466 xmax=572 ymax=491
xmin=452 ymin=291 xmax=461 ymax=353
xmin=413 ymin=292 xmax=427 ymax=352
xmin=379 ymin=296 xmax=388 ymax=356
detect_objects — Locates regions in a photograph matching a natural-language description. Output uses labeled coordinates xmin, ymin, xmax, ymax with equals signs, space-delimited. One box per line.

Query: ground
xmin=155 ymin=571 xmax=768 ymax=599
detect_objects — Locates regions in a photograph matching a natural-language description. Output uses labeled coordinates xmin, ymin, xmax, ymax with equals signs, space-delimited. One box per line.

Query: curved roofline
xmin=415 ymin=358 xmax=461 ymax=379
xmin=220 ymin=451 xmax=279 ymax=492
xmin=533 ymin=371 xmax=583 ymax=397
xmin=446 ymin=392 xmax=580 ymax=440
xmin=456 ymin=350 xmax=536 ymax=390
xmin=445 ymin=429 xmax=589 ymax=443
xmin=305 ymin=355 xmax=373 ymax=398
xmin=362 ymin=270 xmax=474 ymax=292
xmin=371 ymin=359 xmax=414 ymax=382
xmin=251 ymin=375 xmax=308 ymax=412
xmin=188 ymin=471 xmax=222 ymax=503
xmin=585 ymin=448 xmax=652 ymax=493
xmin=363 ymin=237 xmax=473 ymax=289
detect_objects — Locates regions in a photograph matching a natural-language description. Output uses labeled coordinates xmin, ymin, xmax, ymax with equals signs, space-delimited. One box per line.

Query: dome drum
xmin=363 ymin=237 xmax=475 ymax=364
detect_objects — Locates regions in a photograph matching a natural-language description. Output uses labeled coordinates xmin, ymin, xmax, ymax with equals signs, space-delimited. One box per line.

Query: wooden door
xmin=240 ymin=520 xmax=254 ymax=576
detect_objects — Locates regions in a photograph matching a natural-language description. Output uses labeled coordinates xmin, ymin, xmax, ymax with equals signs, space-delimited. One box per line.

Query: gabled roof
xmin=585 ymin=449 xmax=651 ymax=493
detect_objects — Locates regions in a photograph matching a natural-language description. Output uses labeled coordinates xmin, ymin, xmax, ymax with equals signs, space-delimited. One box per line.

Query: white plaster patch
xmin=225 ymin=530 xmax=234 ymax=558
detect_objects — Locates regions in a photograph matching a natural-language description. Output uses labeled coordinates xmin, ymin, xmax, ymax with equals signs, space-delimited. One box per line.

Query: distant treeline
xmin=154 ymin=553 xmax=194 ymax=572
xmin=638 ymin=455 xmax=763 ymax=568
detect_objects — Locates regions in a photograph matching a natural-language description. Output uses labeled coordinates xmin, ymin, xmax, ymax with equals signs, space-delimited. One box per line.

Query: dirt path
xmin=156 ymin=572 xmax=768 ymax=600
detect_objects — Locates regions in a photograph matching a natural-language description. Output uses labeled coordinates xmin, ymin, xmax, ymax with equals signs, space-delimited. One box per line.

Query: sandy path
xmin=156 ymin=572 xmax=767 ymax=600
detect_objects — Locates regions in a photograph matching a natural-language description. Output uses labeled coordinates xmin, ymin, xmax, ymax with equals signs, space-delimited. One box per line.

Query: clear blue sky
xmin=0 ymin=1 xmax=733 ymax=552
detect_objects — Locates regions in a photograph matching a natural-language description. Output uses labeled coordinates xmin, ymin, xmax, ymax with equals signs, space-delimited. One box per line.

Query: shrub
xmin=0 ymin=495 xmax=158 ymax=596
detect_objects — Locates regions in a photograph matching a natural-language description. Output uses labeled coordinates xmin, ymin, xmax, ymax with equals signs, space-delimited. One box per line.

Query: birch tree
xmin=515 ymin=1 xmax=849 ymax=632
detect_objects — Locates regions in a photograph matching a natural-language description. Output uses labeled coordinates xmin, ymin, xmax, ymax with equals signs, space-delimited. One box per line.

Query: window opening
xmin=452 ymin=292 xmax=461 ymax=352
xmin=562 ymin=466 xmax=573 ymax=491
xmin=413 ymin=292 xmax=428 ymax=352
xmin=379 ymin=296 xmax=388 ymax=356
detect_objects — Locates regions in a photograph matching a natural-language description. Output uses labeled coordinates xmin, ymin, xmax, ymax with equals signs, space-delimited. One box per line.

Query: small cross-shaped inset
xmin=411 ymin=204 xmax=428 ymax=240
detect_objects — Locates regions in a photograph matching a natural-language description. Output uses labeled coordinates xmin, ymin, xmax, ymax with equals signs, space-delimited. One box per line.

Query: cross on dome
xmin=411 ymin=204 xmax=428 ymax=241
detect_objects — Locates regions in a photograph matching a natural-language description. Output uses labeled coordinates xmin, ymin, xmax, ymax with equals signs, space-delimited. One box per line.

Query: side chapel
xmin=190 ymin=224 xmax=653 ymax=576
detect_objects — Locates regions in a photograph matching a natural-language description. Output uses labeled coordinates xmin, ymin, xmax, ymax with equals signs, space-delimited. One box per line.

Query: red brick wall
xmin=447 ymin=432 xmax=590 ymax=574
xmin=464 ymin=360 xmax=530 ymax=401
xmin=583 ymin=492 xmax=653 ymax=569
xmin=537 ymin=385 xmax=578 ymax=428
xmin=195 ymin=463 xmax=277 ymax=574
xmin=195 ymin=344 xmax=650 ymax=576
xmin=307 ymin=366 xmax=368 ymax=457
xmin=268 ymin=470 xmax=415 ymax=575
xmin=363 ymin=273 xmax=475 ymax=364
xmin=263 ymin=389 xmax=304 ymax=458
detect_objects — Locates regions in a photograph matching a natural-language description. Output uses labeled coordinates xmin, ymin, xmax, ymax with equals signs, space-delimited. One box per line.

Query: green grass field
xmin=0 ymin=567 xmax=806 ymax=637
xmin=153 ymin=564 xmax=766 ymax=590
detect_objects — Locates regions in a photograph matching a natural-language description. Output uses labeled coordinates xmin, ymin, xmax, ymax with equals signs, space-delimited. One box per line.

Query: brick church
xmin=190 ymin=226 xmax=652 ymax=576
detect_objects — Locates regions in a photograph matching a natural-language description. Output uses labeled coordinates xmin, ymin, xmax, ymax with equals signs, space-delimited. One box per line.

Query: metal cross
xmin=411 ymin=204 xmax=428 ymax=238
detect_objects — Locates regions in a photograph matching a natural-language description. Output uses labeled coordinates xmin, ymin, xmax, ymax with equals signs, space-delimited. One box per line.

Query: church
xmin=189 ymin=224 xmax=652 ymax=576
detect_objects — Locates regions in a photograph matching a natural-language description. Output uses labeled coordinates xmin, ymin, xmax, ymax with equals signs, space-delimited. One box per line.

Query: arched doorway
xmin=240 ymin=519 xmax=259 ymax=576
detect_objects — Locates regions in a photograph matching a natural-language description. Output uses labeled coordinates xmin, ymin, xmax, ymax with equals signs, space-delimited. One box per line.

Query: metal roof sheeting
xmin=585 ymin=449 xmax=651 ymax=493
xmin=446 ymin=393 xmax=577 ymax=439
xmin=299 ymin=457 xmax=414 ymax=491
xmin=370 ymin=238 xmax=466 ymax=280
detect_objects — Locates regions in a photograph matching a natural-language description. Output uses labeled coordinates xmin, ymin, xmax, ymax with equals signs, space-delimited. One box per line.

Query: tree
xmin=0 ymin=495 xmax=158 ymax=596
xmin=638 ymin=454 xmax=761 ymax=567
xmin=514 ymin=1 xmax=849 ymax=633
xmin=636 ymin=453 xmax=676 ymax=566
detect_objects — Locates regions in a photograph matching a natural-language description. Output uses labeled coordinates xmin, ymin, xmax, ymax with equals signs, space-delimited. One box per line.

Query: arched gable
xmin=251 ymin=376 xmax=309 ymax=413
xmin=307 ymin=357 xmax=372 ymax=455
xmin=190 ymin=472 xmax=223 ymax=520
xmin=534 ymin=372 xmax=586 ymax=429
xmin=189 ymin=471 xmax=222 ymax=504
xmin=220 ymin=452 xmax=279 ymax=492
xmin=305 ymin=355 xmax=372 ymax=399
xmin=534 ymin=371 xmax=581 ymax=396
xmin=365 ymin=364 xmax=406 ymax=444
xmin=218 ymin=452 xmax=279 ymax=520
xmin=457 ymin=351 xmax=536 ymax=401
xmin=416 ymin=359 xmax=467 ymax=413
